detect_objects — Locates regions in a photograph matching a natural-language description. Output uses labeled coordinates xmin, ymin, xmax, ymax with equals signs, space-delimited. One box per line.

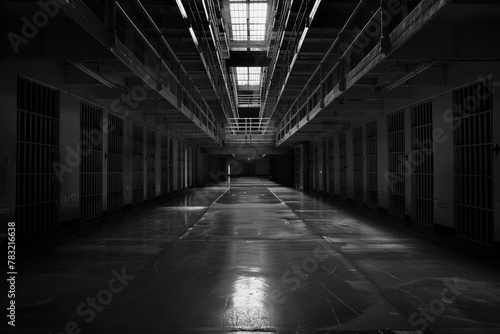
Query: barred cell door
xmin=191 ymin=149 xmax=195 ymax=186
xmin=190 ymin=147 xmax=195 ymax=187
xmin=172 ymin=139 xmax=177 ymax=192
xmin=132 ymin=124 xmax=144 ymax=206
xmin=178 ymin=142 xmax=183 ymax=190
xmin=161 ymin=135 xmax=169 ymax=196
xmin=366 ymin=120 xmax=378 ymax=209
xmin=328 ymin=137 xmax=335 ymax=196
xmin=353 ymin=126 xmax=364 ymax=205
xmin=80 ymin=103 xmax=103 ymax=222
xmin=322 ymin=139 xmax=327 ymax=192
xmin=454 ymin=79 xmax=495 ymax=245
xmin=185 ymin=145 xmax=189 ymax=188
xmin=107 ymin=114 xmax=123 ymax=213
xmin=294 ymin=145 xmax=305 ymax=189
xmin=339 ymin=132 xmax=348 ymax=200
xmin=314 ymin=142 xmax=320 ymax=191
xmin=146 ymin=129 xmax=156 ymax=202
xmin=16 ymin=77 xmax=59 ymax=238
xmin=411 ymin=101 xmax=434 ymax=226
xmin=187 ymin=147 xmax=192 ymax=188
xmin=388 ymin=110 xmax=406 ymax=218
xmin=309 ymin=142 xmax=315 ymax=190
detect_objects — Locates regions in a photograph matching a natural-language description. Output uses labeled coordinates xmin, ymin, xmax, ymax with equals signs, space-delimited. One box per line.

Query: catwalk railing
xmin=60 ymin=0 xmax=224 ymax=146
xmin=183 ymin=0 xmax=239 ymax=120
xmin=226 ymin=118 xmax=272 ymax=135
xmin=276 ymin=0 xmax=449 ymax=146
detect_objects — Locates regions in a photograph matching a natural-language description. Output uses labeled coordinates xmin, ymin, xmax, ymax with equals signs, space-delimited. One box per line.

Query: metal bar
xmin=115 ymin=3 xmax=160 ymax=59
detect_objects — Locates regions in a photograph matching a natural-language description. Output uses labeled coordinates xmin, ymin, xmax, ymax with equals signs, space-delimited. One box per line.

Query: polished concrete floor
xmin=6 ymin=177 xmax=500 ymax=333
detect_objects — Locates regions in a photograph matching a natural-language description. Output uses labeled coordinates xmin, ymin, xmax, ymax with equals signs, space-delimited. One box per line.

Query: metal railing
xmin=259 ymin=0 xmax=305 ymax=121
xmin=261 ymin=0 xmax=293 ymax=102
xmin=237 ymin=93 xmax=261 ymax=108
xmin=224 ymin=118 xmax=274 ymax=145
xmin=275 ymin=0 xmax=433 ymax=146
xmin=112 ymin=1 xmax=223 ymax=145
xmin=227 ymin=118 xmax=272 ymax=135
xmin=185 ymin=0 xmax=239 ymax=120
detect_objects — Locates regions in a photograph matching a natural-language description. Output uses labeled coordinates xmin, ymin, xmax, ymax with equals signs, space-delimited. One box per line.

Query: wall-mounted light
xmin=200 ymin=53 xmax=207 ymax=69
xmin=380 ymin=61 xmax=435 ymax=92
xmin=201 ymin=0 xmax=209 ymax=21
xmin=290 ymin=52 xmax=298 ymax=70
xmin=208 ymin=24 xmax=217 ymax=48
xmin=188 ymin=26 xmax=199 ymax=48
xmin=309 ymin=0 xmax=322 ymax=21
xmin=67 ymin=59 xmax=117 ymax=89
xmin=297 ymin=26 xmax=309 ymax=53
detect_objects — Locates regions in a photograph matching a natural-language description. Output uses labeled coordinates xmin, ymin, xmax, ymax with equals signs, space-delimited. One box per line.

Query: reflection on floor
xmin=8 ymin=177 xmax=500 ymax=333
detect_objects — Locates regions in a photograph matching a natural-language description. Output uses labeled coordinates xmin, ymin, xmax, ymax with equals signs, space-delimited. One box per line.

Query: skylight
xmin=236 ymin=67 xmax=262 ymax=86
xmin=229 ymin=0 xmax=268 ymax=42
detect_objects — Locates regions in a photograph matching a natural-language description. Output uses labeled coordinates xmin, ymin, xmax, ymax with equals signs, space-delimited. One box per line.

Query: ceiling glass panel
xmin=235 ymin=67 xmax=263 ymax=86
xmin=229 ymin=0 xmax=267 ymax=42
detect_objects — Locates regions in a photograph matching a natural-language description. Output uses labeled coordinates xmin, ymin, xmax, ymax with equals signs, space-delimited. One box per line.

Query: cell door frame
xmin=172 ymin=139 xmax=178 ymax=191
xmin=80 ymin=101 xmax=103 ymax=222
xmin=106 ymin=113 xmax=124 ymax=213
xmin=294 ymin=145 xmax=302 ymax=189
xmin=454 ymin=78 xmax=498 ymax=245
xmin=387 ymin=109 xmax=407 ymax=218
xmin=146 ymin=128 xmax=156 ymax=202
xmin=131 ymin=123 xmax=144 ymax=206
xmin=494 ymin=80 xmax=500 ymax=244
xmin=353 ymin=125 xmax=364 ymax=205
xmin=339 ymin=132 xmax=348 ymax=200
xmin=328 ymin=136 xmax=335 ymax=196
xmin=366 ymin=119 xmax=378 ymax=209
xmin=323 ymin=138 xmax=328 ymax=193
xmin=410 ymin=100 xmax=434 ymax=226
xmin=16 ymin=76 xmax=60 ymax=238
